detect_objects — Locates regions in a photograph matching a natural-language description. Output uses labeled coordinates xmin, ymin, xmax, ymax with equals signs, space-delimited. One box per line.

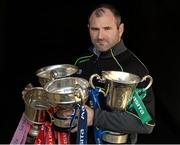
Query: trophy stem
xmin=25 ymin=124 xmax=40 ymax=144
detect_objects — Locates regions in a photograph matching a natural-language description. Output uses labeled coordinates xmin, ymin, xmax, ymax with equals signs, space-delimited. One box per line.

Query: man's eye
xmin=104 ymin=27 xmax=111 ymax=30
xmin=91 ymin=28 xmax=99 ymax=31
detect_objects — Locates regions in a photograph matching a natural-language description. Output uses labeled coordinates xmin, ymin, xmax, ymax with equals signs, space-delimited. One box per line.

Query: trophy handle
xmin=89 ymin=74 xmax=109 ymax=96
xmin=89 ymin=74 xmax=101 ymax=89
xmin=74 ymin=84 xmax=85 ymax=105
xmin=140 ymin=75 xmax=153 ymax=91
xmin=77 ymin=87 xmax=85 ymax=105
xmin=49 ymin=70 xmax=57 ymax=80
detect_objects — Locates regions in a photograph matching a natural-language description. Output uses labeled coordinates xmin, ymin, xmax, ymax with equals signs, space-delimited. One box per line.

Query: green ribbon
xmin=128 ymin=88 xmax=152 ymax=124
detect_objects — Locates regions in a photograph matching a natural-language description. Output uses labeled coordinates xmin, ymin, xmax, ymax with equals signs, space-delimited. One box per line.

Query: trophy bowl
xmin=102 ymin=71 xmax=141 ymax=84
xmin=36 ymin=64 xmax=78 ymax=86
xmin=90 ymin=71 xmax=153 ymax=111
xmin=23 ymin=87 xmax=49 ymax=125
xmin=44 ymin=77 xmax=89 ymax=129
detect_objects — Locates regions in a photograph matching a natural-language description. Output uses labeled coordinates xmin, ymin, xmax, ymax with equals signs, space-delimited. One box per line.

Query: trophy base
xmin=25 ymin=135 xmax=36 ymax=144
xmin=102 ymin=131 xmax=128 ymax=144
xmin=25 ymin=125 xmax=40 ymax=144
xmin=52 ymin=112 xmax=77 ymax=130
xmin=28 ymin=124 xmax=39 ymax=137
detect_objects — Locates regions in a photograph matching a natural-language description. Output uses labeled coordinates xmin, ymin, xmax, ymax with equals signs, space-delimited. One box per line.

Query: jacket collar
xmin=89 ymin=40 xmax=127 ymax=59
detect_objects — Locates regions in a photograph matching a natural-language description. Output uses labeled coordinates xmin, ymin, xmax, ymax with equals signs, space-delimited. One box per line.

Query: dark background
xmin=1 ymin=0 xmax=180 ymax=143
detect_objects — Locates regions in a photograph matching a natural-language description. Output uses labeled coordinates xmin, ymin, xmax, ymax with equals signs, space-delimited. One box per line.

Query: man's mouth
xmin=96 ymin=40 xmax=105 ymax=45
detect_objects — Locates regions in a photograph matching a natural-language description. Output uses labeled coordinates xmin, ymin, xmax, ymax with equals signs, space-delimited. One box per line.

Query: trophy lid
xmin=102 ymin=71 xmax=141 ymax=84
xmin=36 ymin=64 xmax=78 ymax=79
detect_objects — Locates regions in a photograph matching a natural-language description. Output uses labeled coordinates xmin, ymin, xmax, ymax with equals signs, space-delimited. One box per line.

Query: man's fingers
xmin=71 ymin=126 xmax=78 ymax=133
xmin=22 ymin=83 xmax=33 ymax=96
xmin=26 ymin=83 xmax=33 ymax=88
xmin=64 ymin=119 xmax=70 ymax=126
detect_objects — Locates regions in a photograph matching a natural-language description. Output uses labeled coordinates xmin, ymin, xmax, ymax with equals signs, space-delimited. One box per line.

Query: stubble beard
xmin=94 ymin=40 xmax=111 ymax=52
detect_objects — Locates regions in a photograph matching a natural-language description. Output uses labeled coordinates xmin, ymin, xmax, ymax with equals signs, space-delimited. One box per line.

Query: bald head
xmin=88 ymin=4 xmax=121 ymax=28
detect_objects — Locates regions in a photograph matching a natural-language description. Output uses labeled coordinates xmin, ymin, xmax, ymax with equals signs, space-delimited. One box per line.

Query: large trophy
xmin=89 ymin=71 xmax=153 ymax=144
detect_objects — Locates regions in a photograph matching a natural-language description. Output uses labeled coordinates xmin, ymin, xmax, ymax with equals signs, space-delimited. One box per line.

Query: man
xmin=21 ymin=3 xmax=155 ymax=144
xmin=73 ymin=3 xmax=155 ymax=144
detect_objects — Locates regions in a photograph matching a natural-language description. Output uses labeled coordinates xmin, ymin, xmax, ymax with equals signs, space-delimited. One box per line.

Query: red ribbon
xmin=34 ymin=123 xmax=45 ymax=144
xmin=45 ymin=122 xmax=56 ymax=144
xmin=56 ymin=131 xmax=69 ymax=144
xmin=35 ymin=122 xmax=56 ymax=144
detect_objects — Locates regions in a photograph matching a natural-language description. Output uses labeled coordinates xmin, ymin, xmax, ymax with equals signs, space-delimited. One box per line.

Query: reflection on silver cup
xmin=44 ymin=77 xmax=89 ymax=129
xmin=36 ymin=64 xmax=78 ymax=86
xmin=23 ymin=87 xmax=50 ymax=143
xmin=23 ymin=87 xmax=49 ymax=124
xmin=90 ymin=71 xmax=153 ymax=143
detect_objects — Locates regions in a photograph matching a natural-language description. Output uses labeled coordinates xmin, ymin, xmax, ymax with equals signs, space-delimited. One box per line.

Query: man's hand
xmin=85 ymin=105 xmax=94 ymax=126
xmin=70 ymin=105 xmax=94 ymax=133
xmin=22 ymin=83 xmax=33 ymax=97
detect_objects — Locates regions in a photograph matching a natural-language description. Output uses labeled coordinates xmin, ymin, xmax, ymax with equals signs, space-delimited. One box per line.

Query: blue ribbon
xmin=76 ymin=105 xmax=88 ymax=144
xmin=69 ymin=106 xmax=78 ymax=130
xmin=88 ymin=88 xmax=103 ymax=144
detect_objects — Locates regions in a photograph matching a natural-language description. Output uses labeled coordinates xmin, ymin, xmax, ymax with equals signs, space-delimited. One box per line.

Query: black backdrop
xmin=1 ymin=0 xmax=180 ymax=143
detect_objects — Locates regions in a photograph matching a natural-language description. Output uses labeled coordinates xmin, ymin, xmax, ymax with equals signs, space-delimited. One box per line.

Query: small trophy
xmin=23 ymin=87 xmax=50 ymax=143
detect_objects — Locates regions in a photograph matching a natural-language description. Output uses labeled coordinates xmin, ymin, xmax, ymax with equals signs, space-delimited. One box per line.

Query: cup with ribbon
xmin=23 ymin=87 xmax=50 ymax=142
xmin=89 ymin=71 xmax=153 ymax=144
xmin=44 ymin=77 xmax=89 ymax=129
xmin=44 ymin=77 xmax=89 ymax=144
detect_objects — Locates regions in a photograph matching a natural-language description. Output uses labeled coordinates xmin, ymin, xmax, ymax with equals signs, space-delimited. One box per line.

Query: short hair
xmin=88 ymin=3 xmax=121 ymax=26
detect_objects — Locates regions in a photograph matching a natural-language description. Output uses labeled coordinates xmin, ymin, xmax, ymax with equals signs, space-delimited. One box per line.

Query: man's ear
xmin=118 ymin=23 xmax=124 ymax=37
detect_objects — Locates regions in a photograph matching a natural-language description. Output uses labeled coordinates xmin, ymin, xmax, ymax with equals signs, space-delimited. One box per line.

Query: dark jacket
xmin=74 ymin=40 xmax=155 ymax=144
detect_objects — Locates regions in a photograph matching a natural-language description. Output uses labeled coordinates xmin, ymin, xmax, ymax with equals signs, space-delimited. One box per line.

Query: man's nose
xmin=97 ymin=30 xmax=104 ymax=39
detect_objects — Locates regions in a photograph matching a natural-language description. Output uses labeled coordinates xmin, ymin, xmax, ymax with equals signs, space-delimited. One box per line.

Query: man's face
xmin=88 ymin=8 xmax=124 ymax=52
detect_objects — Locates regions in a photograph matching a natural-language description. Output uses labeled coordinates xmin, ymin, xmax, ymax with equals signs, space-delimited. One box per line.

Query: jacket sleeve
xmin=94 ymin=109 xmax=154 ymax=134
xmin=93 ymin=86 xmax=155 ymax=134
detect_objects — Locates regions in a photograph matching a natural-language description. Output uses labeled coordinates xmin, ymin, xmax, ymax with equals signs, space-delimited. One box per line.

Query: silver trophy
xmin=35 ymin=64 xmax=80 ymax=129
xmin=23 ymin=64 xmax=78 ymax=143
xmin=36 ymin=64 xmax=78 ymax=86
xmin=44 ymin=77 xmax=89 ymax=129
xmin=36 ymin=64 xmax=89 ymax=129
xmin=23 ymin=87 xmax=50 ymax=141
xmin=89 ymin=71 xmax=153 ymax=144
